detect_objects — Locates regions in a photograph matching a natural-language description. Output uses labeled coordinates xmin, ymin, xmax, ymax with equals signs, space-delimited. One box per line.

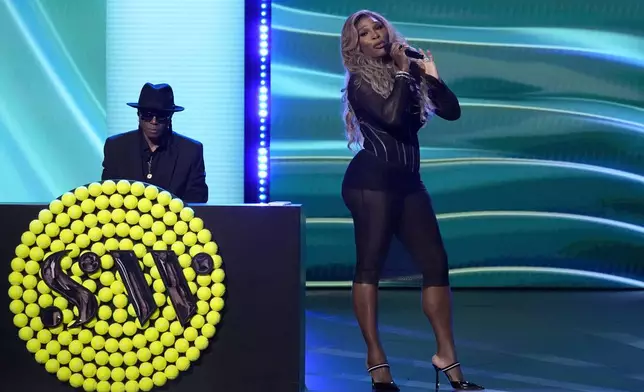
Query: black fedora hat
xmin=127 ymin=82 xmax=184 ymax=112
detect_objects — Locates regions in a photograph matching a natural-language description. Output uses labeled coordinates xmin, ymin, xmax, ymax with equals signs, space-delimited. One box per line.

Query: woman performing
xmin=340 ymin=10 xmax=485 ymax=392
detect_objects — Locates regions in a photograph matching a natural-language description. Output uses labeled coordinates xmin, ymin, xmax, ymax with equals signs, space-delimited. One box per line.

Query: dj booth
xmin=0 ymin=202 xmax=306 ymax=392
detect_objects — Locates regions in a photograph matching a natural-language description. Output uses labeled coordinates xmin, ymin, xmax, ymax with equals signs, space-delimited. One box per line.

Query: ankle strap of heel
xmin=368 ymin=363 xmax=390 ymax=373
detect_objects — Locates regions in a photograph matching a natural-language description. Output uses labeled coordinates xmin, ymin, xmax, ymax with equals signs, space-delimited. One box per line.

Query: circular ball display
xmin=8 ymin=180 xmax=225 ymax=392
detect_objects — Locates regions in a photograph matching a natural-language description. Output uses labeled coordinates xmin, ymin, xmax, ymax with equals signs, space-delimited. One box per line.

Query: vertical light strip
xmin=257 ymin=0 xmax=270 ymax=203
xmin=106 ymin=0 xmax=245 ymax=204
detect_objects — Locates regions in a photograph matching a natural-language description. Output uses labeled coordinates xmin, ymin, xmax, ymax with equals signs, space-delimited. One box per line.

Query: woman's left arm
xmin=414 ymin=48 xmax=461 ymax=121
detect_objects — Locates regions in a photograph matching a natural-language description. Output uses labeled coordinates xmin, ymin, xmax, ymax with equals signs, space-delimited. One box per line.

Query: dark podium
xmin=0 ymin=203 xmax=306 ymax=392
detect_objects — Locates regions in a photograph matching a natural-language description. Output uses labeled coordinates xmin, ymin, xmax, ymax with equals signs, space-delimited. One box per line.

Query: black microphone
xmin=384 ymin=42 xmax=424 ymax=59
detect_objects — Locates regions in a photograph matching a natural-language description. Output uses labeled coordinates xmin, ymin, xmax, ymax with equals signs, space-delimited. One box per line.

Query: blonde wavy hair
xmin=341 ymin=10 xmax=435 ymax=151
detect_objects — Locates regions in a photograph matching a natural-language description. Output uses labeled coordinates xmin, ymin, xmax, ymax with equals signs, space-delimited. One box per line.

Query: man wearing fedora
xmin=101 ymin=82 xmax=208 ymax=203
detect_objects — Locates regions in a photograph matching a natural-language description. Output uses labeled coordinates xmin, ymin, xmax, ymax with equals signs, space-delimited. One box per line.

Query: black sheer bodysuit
xmin=341 ymin=68 xmax=461 ymax=287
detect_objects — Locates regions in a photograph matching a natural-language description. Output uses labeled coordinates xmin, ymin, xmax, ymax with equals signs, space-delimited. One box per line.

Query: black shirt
xmin=342 ymin=69 xmax=461 ymax=193
xmin=346 ymin=70 xmax=461 ymax=173
xmin=139 ymin=131 xmax=170 ymax=184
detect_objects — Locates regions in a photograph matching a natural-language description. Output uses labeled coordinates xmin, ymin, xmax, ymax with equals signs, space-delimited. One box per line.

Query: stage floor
xmin=304 ymin=289 xmax=644 ymax=392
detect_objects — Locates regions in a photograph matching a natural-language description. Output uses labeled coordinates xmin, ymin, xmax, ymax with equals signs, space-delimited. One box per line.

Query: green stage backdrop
xmin=270 ymin=0 xmax=644 ymax=288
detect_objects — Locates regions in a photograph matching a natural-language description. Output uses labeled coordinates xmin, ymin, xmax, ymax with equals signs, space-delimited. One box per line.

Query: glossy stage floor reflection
xmin=304 ymin=290 xmax=644 ymax=392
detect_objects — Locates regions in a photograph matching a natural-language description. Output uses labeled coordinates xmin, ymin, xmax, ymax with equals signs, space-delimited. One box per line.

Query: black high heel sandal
xmin=433 ymin=362 xmax=484 ymax=391
xmin=367 ymin=363 xmax=400 ymax=391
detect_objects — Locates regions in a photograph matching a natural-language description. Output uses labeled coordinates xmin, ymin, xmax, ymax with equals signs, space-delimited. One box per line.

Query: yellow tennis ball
xmin=179 ymin=207 xmax=194 ymax=222
xmin=50 ymin=239 xmax=66 ymax=252
xmin=81 ymin=347 xmax=96 ymax=362
xmin=144 ymin=185 xmax=159 ymax=200
xmin=211 ymin=268 xmax=225 ymax=283
xmin=162 ymin=231 xmax=176 ymax=245
xmin=101 ymin=180 xmax=116 ymax=195
xmin=186 ymin=347 xmax=200 ymax=362
xmin=197 ymin=229 xmax=211 ymax=244
xmin=170 ymin=241 xmax=185 ymax=256
xmin=129 ymin=226 xmax=144 ymax=241
xmin=204 ymin=242 xmax=219 ymax=257
xmin=151 ymin=221 xmax=166 ymax=235
xmin=116 ymin=179 xmax=131 ymax=194
xmin=132 ymin=378 xmax=148 ymax=391
xmin=125 ymin=210 xmax=140 ymax=225
xmin=69 ymin=373 xmax=83 ymax=388
xmin=112 ymin=208 xmax=126 ymax=223
xmin=88 ymin=226 xmax=103 ymax=242
xmin=162 ymin=211 xmax=177 ymax=226
xmin=123 ymin=195 xmax=138 ymax=210
xmin=129 ymin=181 xmax=144 ymax=195
xmin=74 ymin=185 xmax=90 ymax=201
xmin=80 ymin=198 xmax=95 ymax=214
xmin=88 ymin=182 xmax=103 ymax=197
xmin=29 ymin=219 xmax=45 ymax=234
xmin=24 ymin=260 xmax=40 ymax=275
xmin=44 ymin=222 xmax=60 ymax=238
xmin=140 ymin=362 xmax=154 ymax=377
xmin=83 ymin=213 xmax=98 ymax=228
xmin=202 ymin=324 xmax=216 ymax=338
xmin=164 ymin=365 xmax=179 ymax=380
xmin=152 ymin=355 xmax=167 ymax=371
xmin=189 ymin=217 xmax=204 ymax=232
xmin=95 ymin=195 xmax=110 ymax=211
xmin=150 ymin=204 xmax=165 ymax=219
xmin=56 ymin=366 xmax=71 ymax=382
xmin=60 ymin=192 xmax=76 ymax=207
xmin=165 ymin=195 xmax=184 ymax=212
xmin=150 ymin=341 xmax=164 ymax=356
xmin=36 ymin=233 xmax=52 ymax=249
xmin=15 ymin=244 xmax=29 ymax=259
xmin=45 ymin=359 xmax=59 ymax=374
xmin=173 ymin=221 xmax=188 ymax=236
xmin=105 ymin=238 xmax=119 ymax=251
xmin=38 ymin=209 xmax=53 ymax=224
xmin=21 ymin=231 xmax=36 ymax=246
xmin=83 ymin=378 xmax=97 ymax=391
xmin=137 ymin=198 xmax=153 ymax=213
xmin=70 ymin=220 xmax=85 ymax=235
xmin=157 ymin=191 xmax=172 ymax=206
xmin=142 ymin=232 xmax=156 ymax=247
xmin=49 ymin=199 xmax=65 ymax=214
xmin=115 ymin=222 xmax=130 ymax=237
xmin=110 ymin=194 xmax=124 ymax=209
xmin=55 ymin=212 xmax=71 ymax=228
xmin=67 ymin=205 xmax=83 ymax=220
xmin=182 ymin=232 xmax=197 ymax=247
xmin=176 ymin=357 xmax=190 ymax=371
xmin=211 ymin=283 xmax=225 ymax=297
xmin=194 ymin=335 xmax=209 ymax=350
xmin=22 ymin=290 xmax=37 ymax=304
xmin=75 ymin=233 xmax=90 ymax=248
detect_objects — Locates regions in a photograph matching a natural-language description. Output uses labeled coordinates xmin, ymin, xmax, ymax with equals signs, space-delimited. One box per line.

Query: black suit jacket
xmin=101 ymin=130 xmax=208 ymax=203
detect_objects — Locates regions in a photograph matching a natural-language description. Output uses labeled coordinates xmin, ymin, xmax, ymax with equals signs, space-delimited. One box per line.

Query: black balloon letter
xmin=41 ymin=251 xmax=98 ymax=328
xmin=111 ymin=250 xmax=157 ymax=325
xmin=192 ymin=252 xmax=214 ymax=275
xmin=151 ymin=250 xmax=197 ymax=326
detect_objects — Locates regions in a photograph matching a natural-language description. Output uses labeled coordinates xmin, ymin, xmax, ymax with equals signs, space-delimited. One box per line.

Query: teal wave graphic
xmin=0 ymin=0 xmax=106 ymax=202
xmin=304 ymin=212 xmax=644 ymax=287
xmin=307 ymin=267 xmax=644 ymax=289
xmin=273 ymin=4 xmax=644 ymax=67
